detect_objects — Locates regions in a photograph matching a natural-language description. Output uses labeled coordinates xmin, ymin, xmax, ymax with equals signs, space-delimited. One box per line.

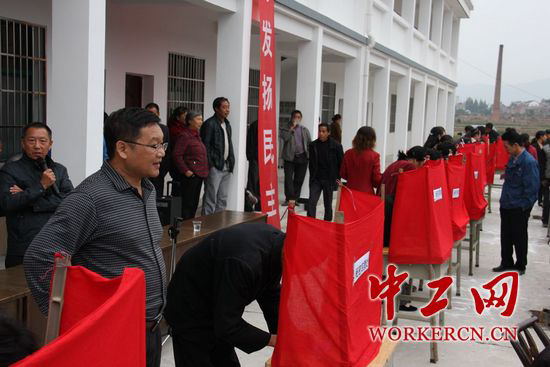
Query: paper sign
xmin=433 ymin=187 xmax=443 ymax=202
xmin=353 ymin=251 xmax=370 ymax=284
xmin=452 ymin=188 xmax=460 ymax=199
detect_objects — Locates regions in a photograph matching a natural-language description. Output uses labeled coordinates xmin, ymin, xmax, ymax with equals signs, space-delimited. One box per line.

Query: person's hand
xmin=268 ymin=334 xmax=277 ymax=347
xmin=40 ymin=169 xmax=56 ymax=189
xmin=9 ymin=185 xmax=23 ymax=195
xmin=185 ymin=170 xmax=194 ymax=178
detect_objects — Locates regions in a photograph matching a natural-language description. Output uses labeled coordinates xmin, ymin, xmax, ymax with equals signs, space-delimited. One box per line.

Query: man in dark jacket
xmin=201 ymin=97 xmax=235 ymax=215
xmin=165 ymin=223 xmax=283 ymax=367
xmin=245 ymin=120 xmax=260 ymax=212
xmin=145 ymin=103 xmax=170 ymax=197
xmin=0 ymin=122 xmax=73 ymax=268
xmin=307 ymin=123 xmax=343 ymax=221
xmin=485 ymin=122 xmax=499 ymax=143
xmin=279 ymin=110 xmax=312 ymax=205
xmin=493 ymin=130 xmax=539 ymax=275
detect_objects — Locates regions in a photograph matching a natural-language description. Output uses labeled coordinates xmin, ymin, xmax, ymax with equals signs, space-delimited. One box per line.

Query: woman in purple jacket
xmin=172 ymin=111 xmax=209 ymax=219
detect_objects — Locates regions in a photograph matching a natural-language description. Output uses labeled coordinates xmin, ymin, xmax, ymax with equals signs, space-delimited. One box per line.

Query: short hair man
xmin=164 ymin=223 xmax=284 ymax=367
xmin=279 ymin=110 xmax=312 ymax=205
xmin=0 ymin=123 xmax=73 ymax=268
xmin=307 ymin=123 xmax=343 ymax=221
xmin=145 ymin=102 xmax=171 ymax=197
xmin=24 ymin=108 xmax=168 ymax=367
xmin=485 ymin=122 xmax=500 ymax=143
xmin=200 ymin=97 xmax=235 ymax=215
xmin=492 ymin=130 xmax=539 ymax=275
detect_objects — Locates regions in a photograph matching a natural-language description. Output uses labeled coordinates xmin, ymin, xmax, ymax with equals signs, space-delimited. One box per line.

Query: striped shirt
xmin=24 ymin=162 xmax=167 ymax=320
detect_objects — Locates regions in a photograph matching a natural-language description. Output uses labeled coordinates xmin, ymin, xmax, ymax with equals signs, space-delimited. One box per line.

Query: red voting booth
xmin=15 ymin=267 xmax=146 ymax=367
xmin=459 ymin=146 xmax=488 ymax=221
xmin=445 ymin=155 xmax=470 ymax=241
xmin=272 ymin=189 xmax=384 ymax=367
xmin=388 ymin=160 xmax=453 ymax=264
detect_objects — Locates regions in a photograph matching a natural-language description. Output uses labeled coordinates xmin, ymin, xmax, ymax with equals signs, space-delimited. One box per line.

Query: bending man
xmin=164 ymin=223 xmax=284 ymax=367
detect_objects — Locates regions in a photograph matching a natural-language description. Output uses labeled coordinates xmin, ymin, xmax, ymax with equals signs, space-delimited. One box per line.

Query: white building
xmin=1 ymin=0 xmax=473 ymax=210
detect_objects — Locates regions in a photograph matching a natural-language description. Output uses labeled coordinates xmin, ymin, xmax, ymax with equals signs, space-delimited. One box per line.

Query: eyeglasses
xmin=123 ymin=141 xmax=168 ymax=152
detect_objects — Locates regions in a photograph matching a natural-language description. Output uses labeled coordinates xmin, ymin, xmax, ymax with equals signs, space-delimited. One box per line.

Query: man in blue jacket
xmin=493 ymin=130 xmax=539 ymax=275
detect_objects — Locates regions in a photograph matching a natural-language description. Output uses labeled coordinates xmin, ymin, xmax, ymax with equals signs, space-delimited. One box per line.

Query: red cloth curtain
xmin=389 ymin=160 xmax=453 ymax=264
xmin=486 ymin=143 xmax=497 ymax=185
xmin=462 ymin=150 xmax=488 ymax=220
xmin=495 ymin=137 xmax=510 ymax=170
xmin=446 ymin=156 xmax=470 ymax=241
xmin=272 ymin=189 xmax=384 ymax=367
xmin=16 ymin=267 xmax=146 ymax=367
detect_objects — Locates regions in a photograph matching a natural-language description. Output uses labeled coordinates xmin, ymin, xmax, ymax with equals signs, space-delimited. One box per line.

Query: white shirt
xmin=221 ymin=121 xmax=229 ymax=162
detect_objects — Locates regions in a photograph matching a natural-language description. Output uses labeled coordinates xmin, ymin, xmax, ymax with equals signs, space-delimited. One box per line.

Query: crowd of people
xmin=0 ymin=103 xmax=546 ymax=366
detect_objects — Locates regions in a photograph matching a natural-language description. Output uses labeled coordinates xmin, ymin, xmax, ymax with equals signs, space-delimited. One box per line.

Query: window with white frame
xmin=247 ymin=69 xmax=259 ymax=125
xmin=0 ymin=18 xmax=46 ymax=161
xmin=321 ymin=82 xmax=336 ymax=124
xmin=167 ymin=53 xmax=205 ymax=120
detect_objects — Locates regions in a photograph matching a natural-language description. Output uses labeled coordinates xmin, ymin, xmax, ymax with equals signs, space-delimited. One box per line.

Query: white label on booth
xmin=433 ymin=187 xmax=443 ymax=202
xmin=474 ymin=171 xmax=479 ymax=179
xmin=452 ymin=188 xmax=460 ymax=199
xmin=353 ymin=251 xmax=370 ymax=284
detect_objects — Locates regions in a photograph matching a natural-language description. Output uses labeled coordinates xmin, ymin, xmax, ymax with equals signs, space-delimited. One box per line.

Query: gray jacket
xmin=543 ymin=145 xmax=550 ymax=179
xmin=279 ymin=122 xmax=312 ymax=162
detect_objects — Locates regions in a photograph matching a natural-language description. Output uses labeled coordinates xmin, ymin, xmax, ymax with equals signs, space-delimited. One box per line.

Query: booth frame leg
xmin=456 ymin=240 xmax=462 ymax=296
xmin=468 ymin=223 xmax=474 ymax=276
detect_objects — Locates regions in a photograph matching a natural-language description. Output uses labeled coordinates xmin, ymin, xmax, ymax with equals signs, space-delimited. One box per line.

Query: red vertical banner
xmin=257 ymin=0 xmax=281 ymax=228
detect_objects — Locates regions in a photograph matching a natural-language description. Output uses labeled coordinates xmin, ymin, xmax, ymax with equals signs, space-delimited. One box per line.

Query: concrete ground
xmin=160 ymin=179 xmax=550 ymax=366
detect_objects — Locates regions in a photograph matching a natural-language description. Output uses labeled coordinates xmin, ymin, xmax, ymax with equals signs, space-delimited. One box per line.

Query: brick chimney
xmin=491 ymin=44 xmax=503 ymax=122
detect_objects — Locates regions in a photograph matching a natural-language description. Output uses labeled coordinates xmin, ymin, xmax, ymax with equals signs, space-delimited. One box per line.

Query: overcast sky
xmin=457 ymin=0 xmax=550 ymax=88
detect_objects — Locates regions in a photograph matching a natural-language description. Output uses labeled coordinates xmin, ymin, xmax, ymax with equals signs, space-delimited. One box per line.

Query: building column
xmin=295 ymin=27 xmax=323 ymax=199
xmin=410 ymin=78 xmax=427 ymax=146
xmin=424 ymin=83 xmax=437 ymax=140
xmin=215 ymin=0 xmax=252 ymax=211
xmin=451 ymin=18 xmax=460 ymax=59
xmin=430 ymin=0 xmax=444 ymax=46
xmin=296 ymin=27 xmax=323 ymax=138
xmin=342 ymin=48 xmax=366 ymax=151
xmin=446 ymin=90 xmax=456 ymax=134
xmin=394 ymin=69 xmax=412 ymax=153
xmin=49 ymin=0 xmax=105 ymax=185
xmin=437 ymin=86 xmax=447 ymax=127
xmin=442 ymin=9 xmax=453 ymax=54
xmin=418 ymin=0 xmax=432 ymax=37
xmin=371 ymin=60 xmax=391 ymax=168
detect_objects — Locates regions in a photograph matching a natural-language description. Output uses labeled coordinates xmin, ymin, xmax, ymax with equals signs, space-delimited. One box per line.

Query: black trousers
xmin=542 ymin=185 xmax=550 ymax=224
xmin=307 ymin=179 xmax=333 ymax=221
xmin=245 ymin=160 xmax=261 ymax=212
xmin=146 ymin=327 xmax=162 ymax=367
xmin=174 ymin=176 xmax=204 ymax=220
xmin=283 ymin=154 xmax=308 ymax=201
xmin=5 ymin=254 xmax=24 ymax=268
xmin=383 ymin=195 xmax=395 ymax=247
xmin=500 ymin=207 xmax=530 ymax=271
xmin=172 ymin=335 xmax=240 ymax=367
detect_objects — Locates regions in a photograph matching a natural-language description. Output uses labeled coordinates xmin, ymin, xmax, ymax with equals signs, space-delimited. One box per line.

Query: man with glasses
xmin=24 ymin=108 xmax=167 ymax=367
xmin=0 ymin=122 xmax=73 ymax=268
